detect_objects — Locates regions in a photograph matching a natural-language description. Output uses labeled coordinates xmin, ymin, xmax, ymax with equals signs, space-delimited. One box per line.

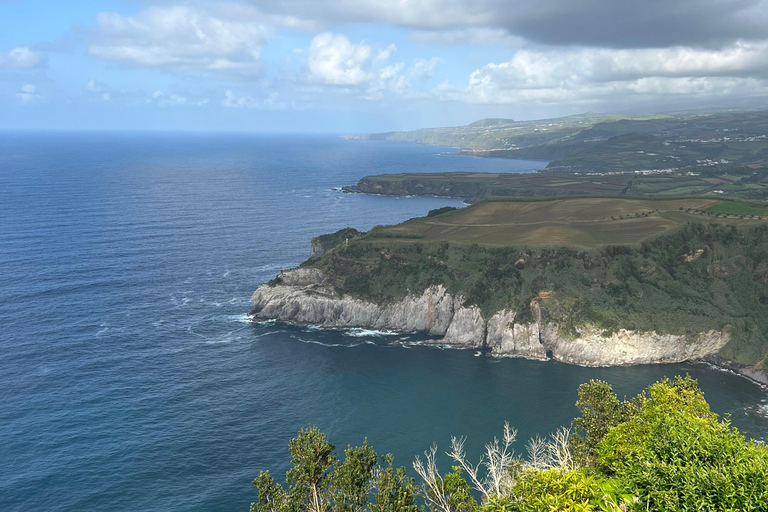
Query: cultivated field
xmin=376 ymin=197 xmax=768 ymax=247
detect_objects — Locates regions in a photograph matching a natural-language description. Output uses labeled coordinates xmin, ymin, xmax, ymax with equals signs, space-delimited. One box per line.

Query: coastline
xmin=249 ymin=316 xmax=768 ymax=390
xmin=248 ymin=269 xmax=767 ymax=387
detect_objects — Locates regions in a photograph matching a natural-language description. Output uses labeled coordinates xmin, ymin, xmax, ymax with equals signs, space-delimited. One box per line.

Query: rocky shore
xmin=249 ymin=268 xmax=747 ymax=371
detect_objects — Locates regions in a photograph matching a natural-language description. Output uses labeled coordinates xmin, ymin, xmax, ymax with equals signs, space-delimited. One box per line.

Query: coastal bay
xmin=2 ymin=133 xmax=767 ymax=512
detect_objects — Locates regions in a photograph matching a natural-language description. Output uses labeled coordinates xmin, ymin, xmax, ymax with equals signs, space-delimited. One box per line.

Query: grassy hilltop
xmin=377 ymin=197 xmax=766 ymax=247
xmin=296 ymin=197 xmax=768 ymax=368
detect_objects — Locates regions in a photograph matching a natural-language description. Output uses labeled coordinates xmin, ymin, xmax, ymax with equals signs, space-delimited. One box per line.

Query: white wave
xmin=205 ymin=334 xmax=242 ymax=345
xmin=227 ymin=313 xmax=252 ymax=323
xmin=474 ymin=351 xmax=482 ymax=357
xmin=291 ymin=335 xmax=376 ymax=349
xmin=170 ymin=293 xmax=195 ymax=308
xmin=343 ymin=328 xmax=398 ymax=337
xmin=223 ymin=269 xmax=230 ymax=277
xmin=294 ymin=337 xmax=351 ymax=348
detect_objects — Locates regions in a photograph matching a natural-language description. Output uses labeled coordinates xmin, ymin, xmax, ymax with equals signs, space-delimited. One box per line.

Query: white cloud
xmin=304 ymin=32 xmax=414 ymax=99
xmin=222 ymin=90 xmax=285 ymax=109
xmin=409 ymin=28 xmax=524 ymax=47
xmin=248 ymin=0 xmax=492 ymax=29
xmin=87 ymin=6 xmax=270 ymax=75
xmin=16 ymin=84 xmax=43 ymax=104
xmin=409 ymin=57 xmax=442 ymax=80
xmin=148 ymin=90 xmax=188 ymax=106
xmin=436 ymin=42 xmax=768 ymax=105
xmin=82 ymin=79 xmax=116 ymax=102
xmin=0 ymin=47 xmax=47 ymax=69
xmin=307 ymin=32 xmax=374 ymax=86
xmin=247 ymin=0 xmax=768 ymax=49
xmin=85 ymin=79 xmax=103 ymax=92
xmin=364 ymin=63 xmax=411 ymax=99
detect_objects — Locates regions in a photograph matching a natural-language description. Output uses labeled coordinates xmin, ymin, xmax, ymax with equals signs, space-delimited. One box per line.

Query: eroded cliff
xmin=250 ymin=268 xmax=731 ymax=367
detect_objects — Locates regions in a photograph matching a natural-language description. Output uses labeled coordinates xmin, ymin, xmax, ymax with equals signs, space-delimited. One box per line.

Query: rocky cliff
xmin=250 ymin=268 xmax=731 ymax=367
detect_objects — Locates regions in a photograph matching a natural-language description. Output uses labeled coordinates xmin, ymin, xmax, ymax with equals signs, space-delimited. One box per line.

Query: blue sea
xmin=1 ymin=133 xmax=767 ymax=512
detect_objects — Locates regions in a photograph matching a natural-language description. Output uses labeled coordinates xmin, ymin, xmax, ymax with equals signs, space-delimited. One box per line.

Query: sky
xmin=3 ymin=0 xmax=768 ymax=132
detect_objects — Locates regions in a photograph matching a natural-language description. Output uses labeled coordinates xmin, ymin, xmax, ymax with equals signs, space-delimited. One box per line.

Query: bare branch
xmin=525 ymin=436 xmax=548 ymax=470
xmin=482 ymin=422 xmax=517 ymax=496
xmin=447 ymin=435 xmax=487 ymax=498
xmin=413 ymin=444 xmax=456 ymax=512
xmin=547 ymin=426 xmax=573 ymax=471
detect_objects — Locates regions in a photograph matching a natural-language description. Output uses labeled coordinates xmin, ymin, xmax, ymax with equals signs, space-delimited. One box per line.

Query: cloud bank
xmin=87 ymin=6 xmax=270 ymax=74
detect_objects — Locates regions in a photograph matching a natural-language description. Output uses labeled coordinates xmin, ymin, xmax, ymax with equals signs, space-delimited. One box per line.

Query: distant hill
xmin=467 ymin=118 xmax=516 ymax=127
xmin=343 ymin=109 xmax=768 ymax=175
xmin=341 ymin=112 xmax=610 ymax=150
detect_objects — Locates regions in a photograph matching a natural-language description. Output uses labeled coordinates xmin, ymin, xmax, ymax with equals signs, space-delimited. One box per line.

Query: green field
xmin=704 ymin=200 xmax=768 ymax=217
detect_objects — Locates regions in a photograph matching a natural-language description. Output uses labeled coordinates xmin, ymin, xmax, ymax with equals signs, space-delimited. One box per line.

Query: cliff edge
xmin=250 ymin=268 xmax=731 ymax=368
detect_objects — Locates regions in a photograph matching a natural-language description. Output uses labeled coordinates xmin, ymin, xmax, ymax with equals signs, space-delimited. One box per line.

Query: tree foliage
xmin=251 ymin=426 xmax=419 ymax=512
xmin=250 ymin=378 xmax=768 ymax=512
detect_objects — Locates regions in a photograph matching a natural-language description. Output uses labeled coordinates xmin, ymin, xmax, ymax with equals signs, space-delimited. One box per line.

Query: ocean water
xmin=1 ymin=133 xmax=766 ymax=512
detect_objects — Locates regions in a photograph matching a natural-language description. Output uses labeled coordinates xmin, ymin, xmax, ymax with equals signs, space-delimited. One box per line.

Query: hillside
xmin=344 ymin=109 xmax=768 ymax=175
xmin=252 ymin=197 xmax=768 ymax=376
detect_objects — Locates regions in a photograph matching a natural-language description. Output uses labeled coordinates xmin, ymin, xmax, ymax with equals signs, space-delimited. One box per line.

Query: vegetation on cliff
xmin=250 ymin=376 xmax=768 ymax=511
xmin=311 ymin=228 xmax=365 ymax=256
xmin=299 ymin=199 xmax=768 ymax=367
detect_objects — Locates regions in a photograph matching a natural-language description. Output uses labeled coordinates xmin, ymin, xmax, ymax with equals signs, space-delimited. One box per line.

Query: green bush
xmin=597 ymin=377 xmax=768 ymax=511
xmin=250 ymin=378 xmax=768 ymax=512
xmin=509 ymin=469 xmax=624 ymax=512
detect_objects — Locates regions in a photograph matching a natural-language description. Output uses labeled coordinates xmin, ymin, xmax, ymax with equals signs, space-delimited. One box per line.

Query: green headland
xmin=299 ymin=196 xmax=768 ymax=369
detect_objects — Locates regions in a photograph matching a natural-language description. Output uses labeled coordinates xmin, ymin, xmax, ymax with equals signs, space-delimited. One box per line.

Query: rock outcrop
xmin=543 ymin=325 xmax=728 ymax=366
xmin=250 ymin=268 xmax=732 ymax=366
xmin=250 ymin=270 xmax=483 ymax=347
xmin=486 ymin=310 xmax=547 ymax=360
xmin=310 ymin=239 xmax=325 ymax=258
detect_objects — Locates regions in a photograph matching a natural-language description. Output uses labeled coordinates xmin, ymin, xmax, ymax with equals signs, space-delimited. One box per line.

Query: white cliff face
xmin=543 ymin=325 xmax=729 ymax=366
xmin=250 ymin=269 xmax=481 ymax=345
xmin=486 ymin=310 xmax=547 ymax=360
xmin=310 ymin=240 xmax=324 ymax=258
xmin=442 ymin=305 xmax=485 ymax=348
xmin=250 ymin=268 xmax=730 ymax=366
